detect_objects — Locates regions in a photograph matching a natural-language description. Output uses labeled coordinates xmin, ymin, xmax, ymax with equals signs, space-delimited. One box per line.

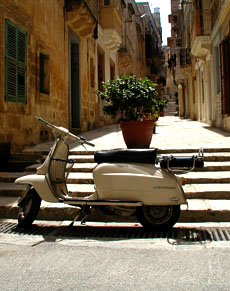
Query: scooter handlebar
xmin=78 ymin=136 xmax=95 ymax=147
xmin=65 ymin=132 xmax=95 ymax=147
xmin=35 ymin=116 xmax=95 ymax=147
xmin=34 ymin=116 xmax=56 ymax=129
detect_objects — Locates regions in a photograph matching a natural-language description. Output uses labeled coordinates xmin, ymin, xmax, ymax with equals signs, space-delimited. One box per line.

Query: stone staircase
xmin=1 ymin=148 xmax=230 ymax=223
xmin=163 ymin=94 xmax=178 ymax=116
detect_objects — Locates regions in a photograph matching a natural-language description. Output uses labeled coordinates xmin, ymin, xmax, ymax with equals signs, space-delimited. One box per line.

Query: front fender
xmin=15 ymin=174 xmax=58 ymax=203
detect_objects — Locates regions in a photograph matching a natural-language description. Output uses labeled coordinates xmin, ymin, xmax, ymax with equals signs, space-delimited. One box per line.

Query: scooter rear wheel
xmin=136 ymin=205 xmax=180 ymax=231
xmin=18 ymin=188 xmax=41 ymax=228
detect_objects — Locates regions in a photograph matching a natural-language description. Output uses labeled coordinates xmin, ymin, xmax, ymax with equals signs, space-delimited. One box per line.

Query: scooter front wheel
xmin=18 ymin=188 xmax=41 ymax=228
xmin=136 ymin=205 xmax=180 ymax=231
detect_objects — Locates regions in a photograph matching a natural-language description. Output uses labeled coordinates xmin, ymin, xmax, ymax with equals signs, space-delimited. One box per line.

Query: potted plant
xmin=157 ymin=97 xmax=168 ymax=117
xmin=97 ymin=74 xmax=160 ymax=148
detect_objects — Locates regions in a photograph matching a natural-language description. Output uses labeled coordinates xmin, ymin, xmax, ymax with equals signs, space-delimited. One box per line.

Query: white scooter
xmin=15 ymin=117 xmax=204 ymax=230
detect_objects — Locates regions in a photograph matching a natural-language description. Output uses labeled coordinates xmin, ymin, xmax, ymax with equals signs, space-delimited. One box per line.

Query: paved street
xmin=1 ymin=220 xmax=230 ymax=291
xmin=2 ymin=116 xmax=230 ymax=223
xmin=24 ymin=116 xmax=230 ymax=152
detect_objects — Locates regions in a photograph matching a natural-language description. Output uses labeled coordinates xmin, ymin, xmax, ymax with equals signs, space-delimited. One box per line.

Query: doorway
xmin=97 ymin=45 xmax=105 ymax=119
xmin=70 ymin=38 xmax=80 ymax=130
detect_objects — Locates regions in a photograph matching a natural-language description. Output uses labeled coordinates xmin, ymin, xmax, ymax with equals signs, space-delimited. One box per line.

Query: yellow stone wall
xmin=0 ymin=0 xmax=68 ymax=152
xmin=0 ymin=0 xmax=163 ymax=152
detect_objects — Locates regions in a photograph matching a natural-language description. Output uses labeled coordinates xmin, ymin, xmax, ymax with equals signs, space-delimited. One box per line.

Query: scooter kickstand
xmin=69 ymin=208 xmax=83 ymax=227
xmin=80 ymin=206 xmax=91 ymax=225
xmin=69 ymin=206 xmax=91 ymax=227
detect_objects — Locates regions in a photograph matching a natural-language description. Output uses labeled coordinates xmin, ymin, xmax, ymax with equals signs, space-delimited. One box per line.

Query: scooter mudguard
xmin=15 ymin=174 xmax=58 ymax=203
xmin=93 ymin=163 xmax=186 ymax=205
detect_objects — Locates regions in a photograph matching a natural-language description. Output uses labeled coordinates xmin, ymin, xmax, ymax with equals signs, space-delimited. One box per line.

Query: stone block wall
xmin=0 ymin=0 xmax=68 ymax=152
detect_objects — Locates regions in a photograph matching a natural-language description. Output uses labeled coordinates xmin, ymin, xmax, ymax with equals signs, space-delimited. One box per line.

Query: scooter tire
xmin=136 ymin=205 xmax=180 ymax=231
xmin=18 ymin=188 xmax=41 ymax=228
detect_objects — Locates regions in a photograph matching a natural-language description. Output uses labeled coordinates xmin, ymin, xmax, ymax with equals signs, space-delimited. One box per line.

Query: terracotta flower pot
xmin=120 ymin=120 xmax=154 ymax=148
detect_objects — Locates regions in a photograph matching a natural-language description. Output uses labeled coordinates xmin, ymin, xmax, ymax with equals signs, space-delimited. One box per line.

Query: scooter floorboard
xmin=62 ymin=198 xmax=143 ymax=207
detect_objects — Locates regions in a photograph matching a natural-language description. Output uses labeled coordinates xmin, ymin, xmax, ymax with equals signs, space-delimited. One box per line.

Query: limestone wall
xmin=0 ymin=0 xmax=68 ymax=152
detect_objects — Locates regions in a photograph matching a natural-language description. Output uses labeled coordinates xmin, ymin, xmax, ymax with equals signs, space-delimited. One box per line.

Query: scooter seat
xmin=94 ymin=149 xmax=158 ymax=164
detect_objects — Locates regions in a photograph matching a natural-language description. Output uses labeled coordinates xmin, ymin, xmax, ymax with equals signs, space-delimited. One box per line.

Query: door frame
xmin=69 ymin=28 xmax=81 ymax=131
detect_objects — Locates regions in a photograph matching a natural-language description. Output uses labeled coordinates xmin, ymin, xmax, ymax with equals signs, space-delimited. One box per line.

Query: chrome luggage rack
xmin=157 ymin=147 xmax=204 ymax=174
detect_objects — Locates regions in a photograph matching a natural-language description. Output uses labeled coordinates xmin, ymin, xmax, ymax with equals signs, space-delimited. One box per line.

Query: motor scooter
xmin=15 ymin=117 xmax=204 ymax=230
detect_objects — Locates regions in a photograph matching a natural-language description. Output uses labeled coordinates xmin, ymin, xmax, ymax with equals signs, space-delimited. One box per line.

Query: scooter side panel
xmin=15 ymin=174 xmax=59 ymax=202
xmin=93 ymin=163 xmax=186 ymax=205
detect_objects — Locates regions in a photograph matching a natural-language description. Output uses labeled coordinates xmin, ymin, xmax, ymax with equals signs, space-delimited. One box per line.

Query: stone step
xmin=22 ymin=147 xmax=230 ymax=158
xmin=37 ymin=148 xmax=230 ymax=156
xmin=67 ymin=184 xmax=95 ymax=196
xmin=164 ymin=112 xmax=178 ymax=116
xmin=69 ymin=154 xmax=95 ymax=163
xmin=68 ymin=149 xmax=210 ymax=156
xmin=25 ymin=164 xmax=41 ymax=172
xmin=67 ymin=172 xmax=94 ymax=184
xmin=0 ymin=171 xmax=95 ymax=184
xmin=180 ymin=171 xmax=230 ymax=184
xmin=0 ymin=152 xmax=42 ymax=172
xmin=0 ymin=183 xmax=28 ymax=197
xmin=159 ymin=152 xmax=230 ymax=161
xmin=0 ymin=183 xmax=95 ymax=197
xmin=1 ymin=182 xmax=230 ymax=200
xmin=39 ymin=170 xmax=230 ymax=185
xmin=180 ymin=199 xmax=230 ymax=223
xmin=196 ymin=161 xmax=230 ymax=171
xmin=1 ymin=170 xmax=230 ymax=185
xmin=21 ymin=150 xmax=230 ymax=166
xmin=10 ymin=152 xmax=42 ymax=161
xmin=0 ymin=172 xmax=32 ymax=183
xmin=37 ymin=150 xmax=95 ymax=156
xmin=30 ymin=153 xmax=96 ymax=163
xmin=183 ymin=183 xmax=230 ymax=199
xmin=26 ymin=163 xmax=98 ymax=173
xmin=69 ymin=163 xmax=97 ymax=172
xmin=1 ymin=196 xmax=230 ymax=223
xmin=203 ymin=153 xmax=230 ymax=162
xmin=25 ymin=160 xmax=230 ymax=173
xmin=0 ymin=161 xmax=35 ymax=172
xmin=72 ymin=151 xmax=230 ymax=163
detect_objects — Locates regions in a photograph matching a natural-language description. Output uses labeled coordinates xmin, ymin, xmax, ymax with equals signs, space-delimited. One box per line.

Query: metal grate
xmin=1 ymin=221 xmax=230 ymax=243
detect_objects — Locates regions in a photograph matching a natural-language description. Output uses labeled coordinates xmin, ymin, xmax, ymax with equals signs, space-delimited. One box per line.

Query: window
xmin=90 ymin=57 xmax=95 ymax=88
xmin=40 ymin=53 xmax=50 ymax=94
xmin=5 ymin=19 xmax=27 ymax=103
xmin=104 ymin=0 xmax=110 ymax=6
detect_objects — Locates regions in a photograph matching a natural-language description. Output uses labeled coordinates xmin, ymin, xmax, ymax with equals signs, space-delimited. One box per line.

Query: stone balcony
xmin=65 ymin=0 xmax=97 ymax=38
xmin=99 ymin=5 xmax=122 ymax=52
xmin=191 ymin=9 xmax=211 ymax=58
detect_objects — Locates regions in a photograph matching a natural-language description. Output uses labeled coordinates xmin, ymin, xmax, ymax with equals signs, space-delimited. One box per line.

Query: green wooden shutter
xmin=5 ymin=19 xmax=27 ymax=103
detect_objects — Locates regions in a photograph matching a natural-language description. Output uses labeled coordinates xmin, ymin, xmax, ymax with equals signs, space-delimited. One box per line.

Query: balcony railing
xmin=180 ymin=48 xmax=191 ymax=67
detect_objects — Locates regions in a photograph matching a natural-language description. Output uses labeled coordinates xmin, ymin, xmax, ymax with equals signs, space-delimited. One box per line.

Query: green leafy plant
xmin=97 ymin=74 xmax=161 ymax=121
xmin=156 ymin=97 xmax=168 ymax=113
